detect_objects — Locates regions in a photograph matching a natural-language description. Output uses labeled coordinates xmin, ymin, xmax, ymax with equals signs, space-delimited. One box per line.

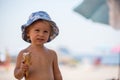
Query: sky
xmin=0 ymin=0 xmax=120 ymax=56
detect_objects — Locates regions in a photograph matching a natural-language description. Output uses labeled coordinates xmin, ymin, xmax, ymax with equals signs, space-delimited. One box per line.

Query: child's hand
xmin=20 ymin=61 xmax=29 ymax=74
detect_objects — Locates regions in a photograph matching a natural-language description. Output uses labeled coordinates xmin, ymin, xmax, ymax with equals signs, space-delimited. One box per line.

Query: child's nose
xmin=39 ymin=32 xmax=44 ymax=36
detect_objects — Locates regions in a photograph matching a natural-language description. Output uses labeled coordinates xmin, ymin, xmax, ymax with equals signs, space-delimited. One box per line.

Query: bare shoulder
xmin=17 ymin=48 xmax=29 ymax=58
xmin=48 ymin=49 xmax=58 ymax=57
xmin=15 ymin=48 xmax=29 ymax=69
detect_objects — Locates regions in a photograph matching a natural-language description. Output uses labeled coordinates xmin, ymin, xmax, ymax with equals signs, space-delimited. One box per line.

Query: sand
xmin=0 ymin=63 xmax=119 ymax=80
xmin=60 ymin=64 xmax=119 ymax=80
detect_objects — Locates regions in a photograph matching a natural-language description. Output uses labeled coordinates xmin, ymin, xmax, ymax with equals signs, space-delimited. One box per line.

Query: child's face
xmin=26 ymin=20 xmax=51 ymax=45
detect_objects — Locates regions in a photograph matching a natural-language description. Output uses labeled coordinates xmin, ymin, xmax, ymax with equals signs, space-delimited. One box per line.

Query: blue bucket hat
xmin=21 ymin=11 xmax=59 ymax=43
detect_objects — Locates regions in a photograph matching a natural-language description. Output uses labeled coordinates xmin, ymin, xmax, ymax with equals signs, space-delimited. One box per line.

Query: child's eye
xmin=35 ymin=29 xmax=40 ymax=32
xmin=44 ymin=30 xmax=48 ymax=33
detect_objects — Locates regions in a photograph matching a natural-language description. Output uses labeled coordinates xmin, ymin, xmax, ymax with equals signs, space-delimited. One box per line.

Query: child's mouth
xmin=36 ymin=38 xmax=44 ymax=42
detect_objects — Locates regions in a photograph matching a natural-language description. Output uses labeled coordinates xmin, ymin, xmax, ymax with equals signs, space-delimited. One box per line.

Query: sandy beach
xmin=0 ymin=63 xmax=119 ymax=80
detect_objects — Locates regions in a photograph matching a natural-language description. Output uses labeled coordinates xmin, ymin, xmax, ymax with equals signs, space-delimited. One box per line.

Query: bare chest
xmin=30 ymin=52 xmax=53 ymax=68
xmin=27 ymin=52 xmax=54 ymax=79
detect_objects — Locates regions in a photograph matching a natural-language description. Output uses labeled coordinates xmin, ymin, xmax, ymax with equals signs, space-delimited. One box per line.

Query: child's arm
xmin=14 ymin=65 xmax=25 ymax=79
xmin=52 ymin=51 xmax=63 ymax=80
xmin=14 ymin=51 xmax=29 ymax=79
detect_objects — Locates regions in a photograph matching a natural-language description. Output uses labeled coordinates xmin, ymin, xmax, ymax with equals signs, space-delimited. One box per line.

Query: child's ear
xmin=27 ymin=33 xmax=30 ymax=37
xmin=26 ymin=31 xmax=30 ymax=37
xmin=26 ymin=33 xmax=30 ymax=40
